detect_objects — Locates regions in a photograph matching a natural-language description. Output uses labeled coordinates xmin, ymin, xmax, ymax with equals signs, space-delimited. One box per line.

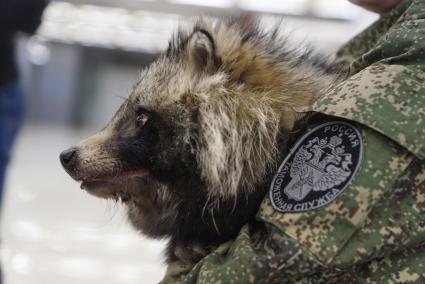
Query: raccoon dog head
xmin=60 ymin=18 xmax=338 ymax=243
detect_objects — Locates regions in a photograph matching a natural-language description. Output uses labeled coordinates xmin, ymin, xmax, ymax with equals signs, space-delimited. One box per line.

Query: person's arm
xmin=349 ymin=0 xmax=403 ymax=14
xmin=0 ymin=0 xmax=48 ymax=34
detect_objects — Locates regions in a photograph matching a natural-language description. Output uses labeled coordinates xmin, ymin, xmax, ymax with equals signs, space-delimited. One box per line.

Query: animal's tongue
xmin=123 ymin=168 xmax=150 ymax=178
xmin=80 ymin=168 xmax=150 ymax=186
xmin=80 ymin=169 xmax=150 ymax=192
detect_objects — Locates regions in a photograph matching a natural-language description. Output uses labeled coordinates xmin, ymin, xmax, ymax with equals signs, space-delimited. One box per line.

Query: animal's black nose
xmin=60 ymin=147 xmax=78 ymax=172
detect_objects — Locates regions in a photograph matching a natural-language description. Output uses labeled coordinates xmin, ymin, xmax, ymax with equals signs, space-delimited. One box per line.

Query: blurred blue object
xmin=0 ymin=82 xmax=25 ymax=203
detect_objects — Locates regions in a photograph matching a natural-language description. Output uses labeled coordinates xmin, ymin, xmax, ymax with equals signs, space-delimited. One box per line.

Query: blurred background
xmin=1 ymin=0 xmax=378 ymax=283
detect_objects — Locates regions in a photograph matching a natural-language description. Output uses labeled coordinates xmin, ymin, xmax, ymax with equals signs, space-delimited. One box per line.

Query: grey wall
xmin=17 ymin=38 xmax=157 ymax=128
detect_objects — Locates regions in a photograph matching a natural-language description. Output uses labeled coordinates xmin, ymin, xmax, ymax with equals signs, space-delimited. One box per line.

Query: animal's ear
xmin=187 ymin=29 xmax=220 ymax=73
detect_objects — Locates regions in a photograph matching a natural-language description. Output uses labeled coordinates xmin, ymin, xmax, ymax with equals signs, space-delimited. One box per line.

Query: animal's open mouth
xmin=80 ymin=168 xmax=150 ymax=193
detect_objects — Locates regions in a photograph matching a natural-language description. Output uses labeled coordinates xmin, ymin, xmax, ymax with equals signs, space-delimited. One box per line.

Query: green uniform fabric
xmin=162 ymin=0 xmax=425 ymax=283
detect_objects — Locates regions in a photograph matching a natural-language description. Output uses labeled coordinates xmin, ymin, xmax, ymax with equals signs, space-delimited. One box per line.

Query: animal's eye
xmin=135 ymin=112 xmax=149 ymax=128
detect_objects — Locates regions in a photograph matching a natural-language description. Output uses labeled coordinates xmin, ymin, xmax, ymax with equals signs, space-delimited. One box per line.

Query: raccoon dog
xmin=60 ymin=17 xmax=342 ymax=265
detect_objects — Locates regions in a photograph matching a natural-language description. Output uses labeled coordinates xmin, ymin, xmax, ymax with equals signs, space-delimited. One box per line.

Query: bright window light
xmin=312 ymin=0 xmax=363 ymax=19
xmin=169 ymin=0 xmax=234 ymax=8
xmin=238 ymin=0 xmax=310 ymax=15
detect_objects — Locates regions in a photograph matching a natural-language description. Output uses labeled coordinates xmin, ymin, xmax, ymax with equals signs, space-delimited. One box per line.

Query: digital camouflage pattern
xmin=162 ymin=0 xmax=425 ymax=282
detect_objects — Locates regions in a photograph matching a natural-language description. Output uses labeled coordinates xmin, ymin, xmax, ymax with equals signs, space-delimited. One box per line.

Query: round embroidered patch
xmin=270 ymin=121 xmax=363 ymax=213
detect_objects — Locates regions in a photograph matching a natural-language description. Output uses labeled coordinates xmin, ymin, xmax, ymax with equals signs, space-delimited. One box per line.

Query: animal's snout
xmin=60 ymin=147 xmax=79 ymax=175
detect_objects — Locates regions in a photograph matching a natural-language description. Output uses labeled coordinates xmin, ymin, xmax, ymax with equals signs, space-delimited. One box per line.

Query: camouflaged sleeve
xmin=163 ymin=120 xmax=423 ymax=284
xmin=313 ymin=0 xmax=425 ymax=158
xmin=163 ymin=223 xmax=339 ymax=284
xmin=335 ymin=0 xmax=412 ymax=66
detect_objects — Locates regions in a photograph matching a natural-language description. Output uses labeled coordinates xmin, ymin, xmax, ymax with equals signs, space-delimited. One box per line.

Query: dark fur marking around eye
xmin=135 ymin=105 xmax=151 ymax=115
xmin=117 ymin=122 xmax=154 ymax=167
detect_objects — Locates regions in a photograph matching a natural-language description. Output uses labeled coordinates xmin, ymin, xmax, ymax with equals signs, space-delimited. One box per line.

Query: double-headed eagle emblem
xmin=284 ymin=135 xmax=353 ymax=201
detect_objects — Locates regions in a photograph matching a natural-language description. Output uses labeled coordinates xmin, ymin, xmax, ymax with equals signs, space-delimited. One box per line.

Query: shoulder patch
xmin=270 ymin=121 xmax=363 ymax=213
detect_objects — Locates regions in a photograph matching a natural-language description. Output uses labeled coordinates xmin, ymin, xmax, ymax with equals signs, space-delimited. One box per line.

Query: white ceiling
xmin=39 ymin=0 xmax=377 ymax=52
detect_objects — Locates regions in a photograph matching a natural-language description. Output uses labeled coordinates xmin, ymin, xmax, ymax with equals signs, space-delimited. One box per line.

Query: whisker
xmin=210 ymin=208 xmax=221 ymax=236
xmin=202 ymin=195 xmax=211 ymax=219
